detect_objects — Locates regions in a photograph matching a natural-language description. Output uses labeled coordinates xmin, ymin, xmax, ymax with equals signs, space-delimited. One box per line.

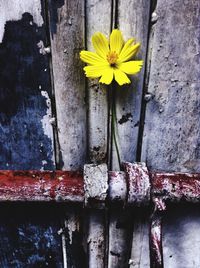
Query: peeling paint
xmin=0 ymin=0 xmax=43 ymax=43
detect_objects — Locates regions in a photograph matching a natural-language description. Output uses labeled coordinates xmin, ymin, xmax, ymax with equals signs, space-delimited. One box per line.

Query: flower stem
xmin=110 ymin=83 xmax=121 ymax=170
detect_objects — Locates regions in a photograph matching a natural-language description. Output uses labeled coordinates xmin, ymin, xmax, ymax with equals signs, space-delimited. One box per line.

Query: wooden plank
xmin=142 ymin=0 xmax=200 ymax=267
xmin=0 ymin=170 xmax=84 ymax=202
xmin=87 ymin=0 xmax=112 ymax=164
xmin=0 ymin=0 xmax=54 ymax=169
xmin=48 ymin=1 xmax=86 ymax=267
xmin=48 ymin=0 xmax=86 ymax=170
xmin=108 ymin=1 xmax=151 ymax=267
xmin=85 ymin=1 xmax=112 ymax=267
xmin=0 ymin=0 xmax=63 ymax=266
xmin=112 ymin=0 xmax=151 ymax=170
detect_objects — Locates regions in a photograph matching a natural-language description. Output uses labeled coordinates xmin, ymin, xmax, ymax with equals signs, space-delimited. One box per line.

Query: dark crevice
xmin=43 ymin=0 xmax=64 ymax=169
xmin=136 ymin=0 xmax=156 ymax=161
xmin=111 ymin=0 xmax=119 ymax=30
xmin=84 ymin=0 xmax=90 ymax=164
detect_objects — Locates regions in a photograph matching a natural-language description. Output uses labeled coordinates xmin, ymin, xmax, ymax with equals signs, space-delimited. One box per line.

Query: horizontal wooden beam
xmin=0 ymin=170 xmax=84 ymax=202
xmin=0 ymin=165 xmax=199 ymax=204
xmin=0 ymin=164 xmax=199 ymax=268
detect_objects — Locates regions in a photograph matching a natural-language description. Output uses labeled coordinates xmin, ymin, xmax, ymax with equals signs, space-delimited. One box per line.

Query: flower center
xmin=107 ymin=51 xmax=118 ymax=66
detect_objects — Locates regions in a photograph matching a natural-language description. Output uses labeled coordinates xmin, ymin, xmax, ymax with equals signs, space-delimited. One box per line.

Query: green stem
xmin=111 ymin=83 xmax=121 ymax=169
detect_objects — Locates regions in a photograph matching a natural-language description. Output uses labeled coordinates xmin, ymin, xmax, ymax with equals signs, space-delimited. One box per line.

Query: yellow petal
xmin=80 ymin=51 xmax=107 ymax=65
xmin=118 ymin=41 xmax=140 ymax=63
xmin=92 ymin=32 xmax=109 ymax=59
xmin=118 ymin=61 xmax=143 ymax=74
xmin=114 ymin=69 xmax=131 ymax=85
xmin=83 ymin=65 xmax=106 ymax=78
xmin=99 ymin=68 xmax=114 ymax=85
xmin=110 ymin=29 xmax=124 ymax=54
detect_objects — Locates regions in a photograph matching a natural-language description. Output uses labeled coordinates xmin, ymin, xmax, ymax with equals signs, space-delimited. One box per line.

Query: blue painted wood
xmin=0 ymin=3 xmax=63 ymax=267
xmin=0 ymin=12 xmax=54 ymax=170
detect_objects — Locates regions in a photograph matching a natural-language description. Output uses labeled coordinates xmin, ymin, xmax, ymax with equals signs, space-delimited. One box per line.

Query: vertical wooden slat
xmin=0 ymin=0 xmax=63 ymax=266
xmin=142 ymin=0 xmax=200 ymax=267
xmin=86 ymin=1 xmax=112 ymax=267
xmin=48 ymin=0 xmax=86 ymax=170
xmin=48 ymin=0 xmax=86 ymax=267
xmin=108 ymin=1 xmax=151 ymax=267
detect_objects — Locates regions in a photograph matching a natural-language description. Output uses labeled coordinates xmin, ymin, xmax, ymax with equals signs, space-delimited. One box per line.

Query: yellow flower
xmin=80 ymin=29 xmax=143 ymax=86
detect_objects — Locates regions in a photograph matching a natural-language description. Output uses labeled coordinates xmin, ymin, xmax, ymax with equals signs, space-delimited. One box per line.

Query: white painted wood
xmin=129 ymin=216 xmax=150 ymax=268
xmin=84 ymin=163 xmax=108 ymax=207
xmin=142 ymin=0 xmax=200 ymax=267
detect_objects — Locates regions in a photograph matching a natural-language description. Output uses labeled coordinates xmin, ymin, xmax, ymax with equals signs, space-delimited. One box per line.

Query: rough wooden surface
xmin=112 ymin=0 xmax=151 ymax=170
xmin=48 ymin=1 xmax=87 ymax=267
xmin=0 ymin=170 xmax=84 ymax=202
xmin=85 ymin=2 xmax=112 ymax=267
xmin=86 ymin=0 xmax=112 ymax=164
xmin=0 ymin=0 xmax=54 ymax=169
xmin=0 ymin=1 xmax=63 ymax=266
xmin=142 ymin=0 xmax=200 ymax=267
xmin=108 ymin=1 xmax=151 ymax=267
xmin=48 ymin=0 xmax=86 ymax=170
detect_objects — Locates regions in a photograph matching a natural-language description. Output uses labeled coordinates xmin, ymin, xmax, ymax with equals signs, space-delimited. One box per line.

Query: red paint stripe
xmin=151 ymin=172 xmax=200 ymax=202
xmin=0 ymin=170 xmax=84 ymax=202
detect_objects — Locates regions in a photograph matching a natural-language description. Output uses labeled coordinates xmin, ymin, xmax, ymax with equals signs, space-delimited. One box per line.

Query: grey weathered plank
xmin=86 ymin=0 xmax=112 ymax=164
xmin=48 ymin=1 xmax=86 ymax=267
xmin=85 ymin=1 xmax=112 ymax=267
xmin=142 ymin=0 xmax=200 ymax=267
xmin=48 ymin=0 xmax=86 ymax=170
xmin=108 ymin=1 xmax=151 ymax=267
xmin=111 ymin=0 xmax=151 ymax=170
xmin=0 ymin=0 xmax=63 ymax=266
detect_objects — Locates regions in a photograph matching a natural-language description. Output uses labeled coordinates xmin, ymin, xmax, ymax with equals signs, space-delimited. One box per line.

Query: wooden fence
xmin=0 ymin=0 xmax=199 ymax=267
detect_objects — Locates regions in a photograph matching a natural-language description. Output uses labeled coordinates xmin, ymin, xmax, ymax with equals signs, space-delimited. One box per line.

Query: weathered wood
xmin=86 ymin=0 xmax=112 ymax=164
xmin=85 ymin=1 xmax=112 ymax=267
xmin=48 ymin=1 xmax=87 ymax=267
xmin=0 ymin=0 xmax=54 ymax=169
xmin=84 ymin=164 xmax=108 ymax=208
xmin=112 ymin=0 xmax=151 ymax=170
xmin=48 ymin=0 xmax=86 ymax=170
xmin=108 ymin=1 xmax=151 ymax=267
xmin=142 ymin=0 xmax=200 ymax=267
xmin=0 ymin=170 xmax=83 ymax=202
xmin=0 ymin=0 xmax=62 ymax=266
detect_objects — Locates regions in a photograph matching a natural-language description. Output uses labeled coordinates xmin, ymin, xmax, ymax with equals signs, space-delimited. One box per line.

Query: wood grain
xmin=86 ymin=0 xmax=112 ymax=164
xmin=0 ymin=0 xmax=62 ymax=266
xmin=85 ymin=1 xmax=112 ymax=267
xmin=142 ymin=0 xmax=200 ymax=267
xmin=48 ymin=0 xmax=86 ymax=170
xmin=48 ymin=1 xmax=87 ymax=267
xmin=108 ymin=1 xmax=151 ymax=267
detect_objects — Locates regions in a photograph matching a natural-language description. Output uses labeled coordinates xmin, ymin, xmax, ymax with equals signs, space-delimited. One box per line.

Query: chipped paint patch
xmin=0 ymin=0 xmax=44 ymax=43
xmin=41 ymin=90 xmax=54 ymax=165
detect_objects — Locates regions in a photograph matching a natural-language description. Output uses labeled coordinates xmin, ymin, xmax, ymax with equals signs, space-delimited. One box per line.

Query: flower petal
xmin=83 ymin=65 xmax=106 ymax=78
xmin=114 ymin=69 xmax=131 ymax=85
xmin=118 ymin=61 xmax=143 ymax=74
xmin=80 ymin=51 xmax=107 ymax=65
xmin=110 ymin=29 xmax=124 ymax=54
xmin=92 ymin=32 xmax=109 ymax=59
xmin=99 ymin=68 xmax=114 ymax=85
xmin=118 ymin=41 xmax=140 ymax=63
